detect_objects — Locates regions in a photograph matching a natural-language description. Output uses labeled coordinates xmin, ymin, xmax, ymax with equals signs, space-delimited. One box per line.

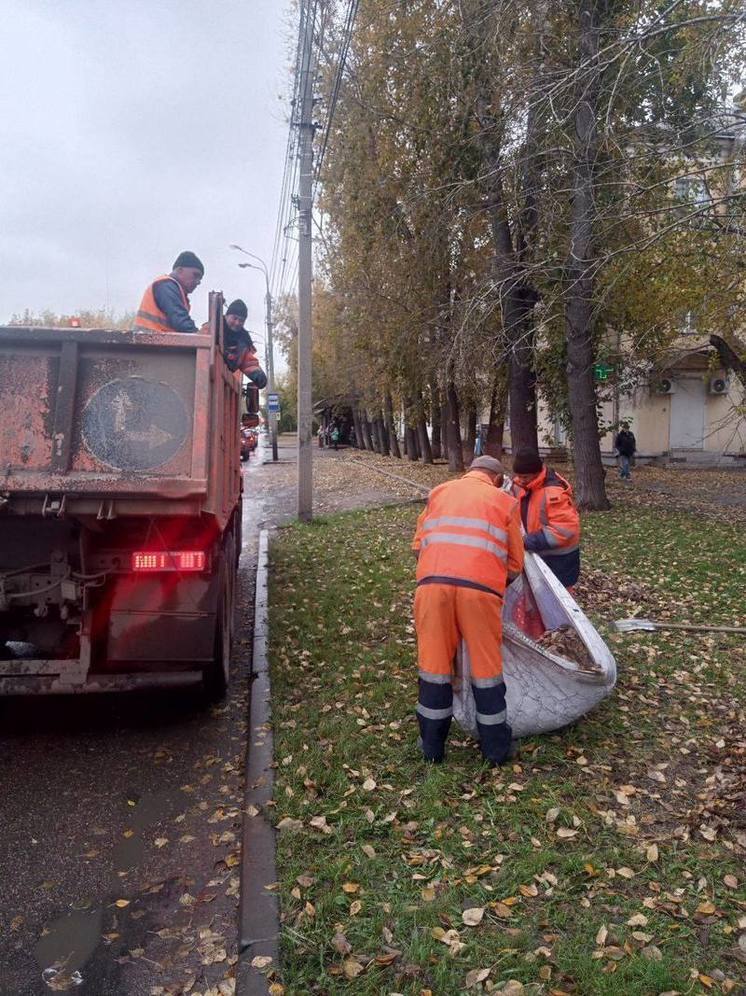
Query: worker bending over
xmin=134 ymin=251 xmax=205 ymax=333
xmin=510 ymin=448 xmax=581 ymax=588
xmin=412 ymin=456 xmax=524 ymax=766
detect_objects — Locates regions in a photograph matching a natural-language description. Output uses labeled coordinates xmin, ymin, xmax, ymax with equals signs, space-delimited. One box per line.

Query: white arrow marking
xmin=126 ymin=425 xmax=174 ymax=449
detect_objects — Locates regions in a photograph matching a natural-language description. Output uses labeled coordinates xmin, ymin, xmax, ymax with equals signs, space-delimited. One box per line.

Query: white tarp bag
xmin=452 ymin=551 xmax=616 ymax=739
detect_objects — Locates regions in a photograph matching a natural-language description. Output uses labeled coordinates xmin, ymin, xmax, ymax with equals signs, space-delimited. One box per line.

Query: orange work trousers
xmin=414 ymin=582 xmax=510 ymax=764
xmin=414 ymin=583 xmax=504 ymax=680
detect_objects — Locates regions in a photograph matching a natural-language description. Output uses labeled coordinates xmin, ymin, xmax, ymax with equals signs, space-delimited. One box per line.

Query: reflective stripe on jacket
xmin=412 ymin=470 xmax=524 ymax=596
xmin=134 ymin=275 xmax=190 ymax=332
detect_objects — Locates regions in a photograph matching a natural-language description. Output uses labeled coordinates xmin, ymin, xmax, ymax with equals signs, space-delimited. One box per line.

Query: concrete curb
xmin=237 ymin=529 xmax=280 ymax=996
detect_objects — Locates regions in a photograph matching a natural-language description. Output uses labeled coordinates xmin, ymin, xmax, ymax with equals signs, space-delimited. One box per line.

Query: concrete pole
xmin=296 ymin=0 xmax=314 ymax=521
xmin=265 ymin=288 xmax=279 ymax=462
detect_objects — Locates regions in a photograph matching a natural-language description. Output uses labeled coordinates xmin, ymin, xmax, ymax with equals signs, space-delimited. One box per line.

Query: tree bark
xmin=417 ymin=417 xmax=433 ymax=464
xmin=430 ymin=384 xmax=442 ymax=459
xmin=384 ymin=392 xmax=401 ymax=458
xmin=440 ymin=399 xmax=450 ymax=460
xmin=405 ymin=425 xmax=419 ymax=461
xmin=485 ymin=371 xmax=508 ymax=458
xmin=376 ymin=411 xmax=390 ymax=456
xmin=370 ymin=415 xmax=382 ymax=454
xmin=351 ymin=404 xmax=364 ymax=450
xmin=361 ymin=414 xmax=374 ymax=452
xmin=415 ymin=390 xmax=433 ymax=463
xmin=446 ymin=381 xmax=465 ymax=472
xmin=464 ymin=402 xmax=477 ymax=463
xmin=564 ymin=0 xmax=610 ymax=510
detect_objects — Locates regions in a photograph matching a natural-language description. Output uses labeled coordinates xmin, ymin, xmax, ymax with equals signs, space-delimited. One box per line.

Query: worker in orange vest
xmin=412 ymin=455 xmax=524 ymax=765
xmin=223 ymin=299 xmax=267 ymax=386
xmin=134 ymin=251 xmax=204 ymax=333
xmin=509 ymin=449 xmax=581 ymax=588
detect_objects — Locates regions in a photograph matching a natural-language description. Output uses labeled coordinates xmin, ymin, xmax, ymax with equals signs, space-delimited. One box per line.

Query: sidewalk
xmin=242 ymin=435 xmax=421 ymax=529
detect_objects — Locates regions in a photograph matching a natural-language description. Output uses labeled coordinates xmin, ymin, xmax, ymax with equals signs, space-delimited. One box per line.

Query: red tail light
xmin=131 ymin=551 xmax=207 ymax=572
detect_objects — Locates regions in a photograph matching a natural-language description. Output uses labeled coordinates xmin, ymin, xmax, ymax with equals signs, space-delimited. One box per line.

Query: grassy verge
xmin=265 ymin=503 xmax=745 ymax=996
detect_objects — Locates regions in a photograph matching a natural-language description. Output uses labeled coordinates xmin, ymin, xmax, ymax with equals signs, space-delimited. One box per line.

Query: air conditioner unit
xmin=708 ymin=376 xmax=729 ymax=396
xmin=653 ymin=377 xmax=676 ymax=395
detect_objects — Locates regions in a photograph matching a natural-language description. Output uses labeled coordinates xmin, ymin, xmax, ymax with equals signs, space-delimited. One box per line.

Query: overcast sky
xmin=0 ymin=0 xmax=291 ymax=339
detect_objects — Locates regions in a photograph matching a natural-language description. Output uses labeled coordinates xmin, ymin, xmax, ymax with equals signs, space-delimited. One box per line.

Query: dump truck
xmin=0 ymin=292 xmax=243 ymax=699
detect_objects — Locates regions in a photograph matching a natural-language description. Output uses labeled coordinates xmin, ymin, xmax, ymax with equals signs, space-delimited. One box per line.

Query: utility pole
xmin=296 ymin=0 xmax=314 ymax=521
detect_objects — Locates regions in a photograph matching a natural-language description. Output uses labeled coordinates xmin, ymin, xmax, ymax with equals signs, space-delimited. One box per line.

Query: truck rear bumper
xmin=0 ymin=661 xmax=203 ymax=695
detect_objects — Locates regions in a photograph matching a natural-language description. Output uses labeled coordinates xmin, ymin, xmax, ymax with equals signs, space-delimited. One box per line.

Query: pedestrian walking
xmin=614 ymin=422 xmax=636 ymax=481
xmin=331 ymin=425 xmax=340 ymax=450
xmin=412 ymin=456 xmax=524 ymax=766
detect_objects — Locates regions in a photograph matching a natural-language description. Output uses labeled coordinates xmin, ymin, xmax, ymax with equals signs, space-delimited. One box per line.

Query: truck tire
xmin=202 ymin=562 xmax=232 ymax=703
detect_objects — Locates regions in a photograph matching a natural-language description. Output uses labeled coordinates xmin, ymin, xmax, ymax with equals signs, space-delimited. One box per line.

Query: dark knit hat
xmin=512 ymin=448 xmax=543 ymax=475
xmin=173 ymin=250 xmax=204 ymax=273
xmin=226 ymin=299 xmax=248 ymax=320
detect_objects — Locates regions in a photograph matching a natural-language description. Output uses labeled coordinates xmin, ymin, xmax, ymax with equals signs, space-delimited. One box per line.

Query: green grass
xmin=266 ymin=504 xmax=746 ymax=995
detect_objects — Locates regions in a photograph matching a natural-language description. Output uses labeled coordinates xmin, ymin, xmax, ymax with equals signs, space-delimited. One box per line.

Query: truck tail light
xmin=131 ymin=551 xmax=207 ymax=572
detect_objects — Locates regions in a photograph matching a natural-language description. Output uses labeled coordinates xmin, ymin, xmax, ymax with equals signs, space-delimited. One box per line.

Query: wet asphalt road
xmin=0 ymin=446 xmax=278 ymax=996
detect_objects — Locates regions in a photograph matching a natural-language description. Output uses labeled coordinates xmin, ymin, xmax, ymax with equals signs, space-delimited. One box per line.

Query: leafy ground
xmin=264 ymin=473 xmax=745 ymax=996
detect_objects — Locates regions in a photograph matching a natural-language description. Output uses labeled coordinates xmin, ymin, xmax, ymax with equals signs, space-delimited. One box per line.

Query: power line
xmin=313 ymin=0 xmax=359 ymax=194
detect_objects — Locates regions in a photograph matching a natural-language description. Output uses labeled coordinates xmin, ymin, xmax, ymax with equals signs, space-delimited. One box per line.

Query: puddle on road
xmin=34 ymin=907 xmax=102 ymax=989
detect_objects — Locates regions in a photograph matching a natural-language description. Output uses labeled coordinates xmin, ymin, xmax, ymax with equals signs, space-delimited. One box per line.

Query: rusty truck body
xmin=0 ymin=292 xmax=242 ymax=697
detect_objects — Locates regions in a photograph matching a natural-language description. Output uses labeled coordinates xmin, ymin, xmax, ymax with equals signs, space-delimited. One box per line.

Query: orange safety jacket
xmin=134 ymin=275 xmax=190 ymax=332
xmin=412 ymin=470 xmax=524 ymax=598
xmin=510 ymin=467 xmax=580 ymax=586
xmin=232 ymin=346 xmax=265 ymax=381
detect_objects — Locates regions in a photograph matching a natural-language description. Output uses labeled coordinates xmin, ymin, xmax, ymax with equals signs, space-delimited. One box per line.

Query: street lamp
xmin=229 ymin=244 xmax=278 ymax=462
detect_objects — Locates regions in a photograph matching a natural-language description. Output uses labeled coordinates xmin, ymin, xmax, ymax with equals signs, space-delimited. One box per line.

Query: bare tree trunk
xmin=385 ymin=392 xmax=401 ymax=458
xmin=370 ymin=416 xmax=382 ymax=454
xmin=440 ymin=399 xmax=449 ymax=460
xmin=564 ymin=0 xmax=610 ymax=511
xmin=417 ymin=418 xmax=433 ymax=464
xmin=405 ymin=425 xmax=419 ymax=462
xmin=361 ymin=414 xmax=374 ymax=452
xmin=464 ymin=402 xmax=477 ymax=463
xmin=352 ymin=404 xmax=364 ymax=450
xmin=376 ymin=411 xmax=390 ymax=456
xmin=446 ymin=382 xmax=464 ymax=472
xmin=485 ymin=372 xmax=508 ymax=458
xmin=430 ymin=384 xmax=442 ymax=459
xmin=415 ymin=390 xmax=433 ymax=463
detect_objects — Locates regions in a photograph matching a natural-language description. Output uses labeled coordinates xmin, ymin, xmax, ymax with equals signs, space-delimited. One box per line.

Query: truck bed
xmin=0 ymin=318 xmax=241 ymax=528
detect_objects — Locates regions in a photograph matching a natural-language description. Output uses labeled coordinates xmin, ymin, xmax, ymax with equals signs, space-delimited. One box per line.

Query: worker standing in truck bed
xmin=223 ymin=299 xmax=267 ymax=387
xmin=134 ymin=251 xmax=205 ymax=333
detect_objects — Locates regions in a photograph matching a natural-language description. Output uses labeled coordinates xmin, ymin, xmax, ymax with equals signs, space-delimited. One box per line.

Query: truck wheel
xmin=202 ymin=567 xmax=231 ymax=703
